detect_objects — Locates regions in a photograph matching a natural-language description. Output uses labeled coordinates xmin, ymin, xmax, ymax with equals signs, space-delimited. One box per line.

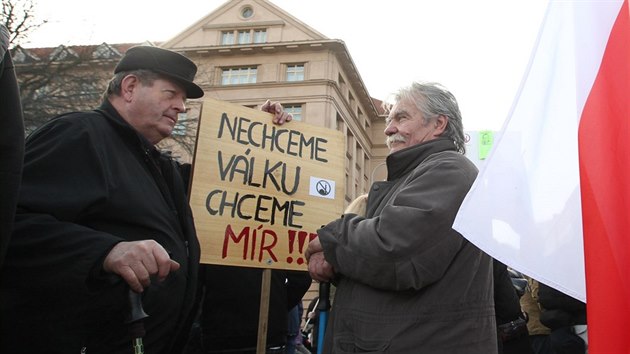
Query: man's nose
xmin=174 ymin=100 xmax=186 ymax=113
xmin=384 ymin=123 xmax=396 ymax=136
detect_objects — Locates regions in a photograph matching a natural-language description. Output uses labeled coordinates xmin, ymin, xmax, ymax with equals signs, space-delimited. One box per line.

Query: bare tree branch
xmin=3 ymin=0 xmax=199 ymax=159
xmin=1 ymin=0 xmax=46 ymax=46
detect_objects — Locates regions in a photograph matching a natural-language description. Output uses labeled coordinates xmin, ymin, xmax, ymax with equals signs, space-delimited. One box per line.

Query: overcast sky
xmin=23 ymin=0 xmax=549 ymax=130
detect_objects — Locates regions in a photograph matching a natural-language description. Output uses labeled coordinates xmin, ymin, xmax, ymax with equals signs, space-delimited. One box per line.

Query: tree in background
xmin=1 ymin=0 xmax=45 ymax=45
xmin=2 ymin=0 xmax=103 ymax=133
xmin=14 ymin=45 xmax=110 ymax=132
xmin=2 ymin=0 xmax=200 ymax=160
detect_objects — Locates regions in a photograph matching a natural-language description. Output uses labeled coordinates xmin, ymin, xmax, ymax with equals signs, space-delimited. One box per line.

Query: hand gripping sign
xmin=189 ymin=98 xmax=345 ymax=271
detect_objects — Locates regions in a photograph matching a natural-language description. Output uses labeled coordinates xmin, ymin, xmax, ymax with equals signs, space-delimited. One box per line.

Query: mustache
xmin=386 ymin=134 xmax=406 ymax=149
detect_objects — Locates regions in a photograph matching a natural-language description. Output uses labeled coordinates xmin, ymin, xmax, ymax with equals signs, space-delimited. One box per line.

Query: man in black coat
xmin=0 ymin=45 xmax=206 ymax=354
xmin=0 ymin=45 xmax=298 ymax=354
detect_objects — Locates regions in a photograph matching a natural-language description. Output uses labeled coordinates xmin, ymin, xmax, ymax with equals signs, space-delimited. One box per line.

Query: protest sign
xmin=190 ymin=98 xmax=345 ymax=271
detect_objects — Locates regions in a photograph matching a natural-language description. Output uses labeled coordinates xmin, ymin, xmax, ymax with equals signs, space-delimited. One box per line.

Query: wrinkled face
xmin=384 ymin=97 xmax=437 ymax=154
xmin=125 ymin=77 xmax=187 ymax=144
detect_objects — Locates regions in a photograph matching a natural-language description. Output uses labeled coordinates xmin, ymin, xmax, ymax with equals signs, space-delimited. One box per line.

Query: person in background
xmin=0 ymin=45 xmax=292 ymax=354
xmin=287 ymin=301 xmax=310 ymax=354
xmin=0 ymin=24 xmax=24 ymax=271
xmin=196 ymin=267 xmax=311 ymax=354
xmin=520 ymin=277 xmax=553 ymax=354
xmin=286 ymin=303 xmax=300 ymax=354
xmin=538 ymin=282 xmax=587 ymax=354
xmin=302 ymin=296 xmax=319 ymax=353
xmin=343 ymin=194 xmax=368 ymax=216
xmin=493 ymin=260 xmax=533 ymax=354
xmin=305 ymin=82 xmax=497 ymax=353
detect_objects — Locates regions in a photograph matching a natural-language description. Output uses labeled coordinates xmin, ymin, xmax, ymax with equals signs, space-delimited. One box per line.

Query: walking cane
xmin=127 ymin=289 xmax=149 ymax=354
xmin=316 ymin=282 xmax=330 ymax=354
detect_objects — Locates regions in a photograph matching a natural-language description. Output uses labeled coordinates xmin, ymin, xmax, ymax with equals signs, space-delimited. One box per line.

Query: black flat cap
xmin=115 ymin=46 xmax=204 ymax=99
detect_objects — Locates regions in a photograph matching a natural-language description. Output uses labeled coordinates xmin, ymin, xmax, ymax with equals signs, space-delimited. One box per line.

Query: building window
xmin=286 ymin=64 xmax=304 ymax=82
xmin=284 ymin=104 xmax=303 ymax=121
xmin=221 ymin=31 xmax=235 ymax=45
xmin=336 ymin=113 xmax=345 ymax=133
xmin=173 ymin=112 xmax=188 ymax=136
xmin=253 ymin=29 xmax=267 ymax=43
xmin=346 ymin=132 xmax=354 ymax=158
xmin=221 ymin=67 xmax=258 ymax=85
xmin=241 ymin=6 xmax=254 ymax=19
xmin=345 ymin=171 xmax=351 ymax=203
xmin=49 ymin=45 xmax=79 ymax=61
xmin=349 ymin=92 xmax=356 ymax=110
xmin=222 ymin=29 xmax=267 ymax=45
xmin=338 ymin=74 xmax=348 ymax=98
xmin=238 ymin=30 xmax=251 ymax=44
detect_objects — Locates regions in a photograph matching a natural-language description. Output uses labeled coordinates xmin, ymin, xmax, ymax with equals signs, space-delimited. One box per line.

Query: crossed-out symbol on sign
xmin=316 ymin=180 xmax=332 ymax=196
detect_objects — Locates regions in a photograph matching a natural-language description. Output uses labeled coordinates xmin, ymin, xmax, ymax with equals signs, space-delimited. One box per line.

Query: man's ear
xmin=434 ymin=115 xmax=448 ymax=135
xmin=120 ymin=74 xmax=139 ymax=101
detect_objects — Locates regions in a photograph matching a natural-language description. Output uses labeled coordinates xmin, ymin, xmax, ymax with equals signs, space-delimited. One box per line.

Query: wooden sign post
xmin=189 ymin=98 xmax=345 ymax=352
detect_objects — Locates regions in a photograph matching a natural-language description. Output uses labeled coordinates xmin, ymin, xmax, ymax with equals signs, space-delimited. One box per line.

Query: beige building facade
xmin=161 ymin=0 xmax=389 ymax=205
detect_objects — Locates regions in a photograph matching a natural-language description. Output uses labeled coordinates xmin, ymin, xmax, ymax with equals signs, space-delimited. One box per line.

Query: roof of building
xmin=10 ymin=42 xmax=153 ymax=64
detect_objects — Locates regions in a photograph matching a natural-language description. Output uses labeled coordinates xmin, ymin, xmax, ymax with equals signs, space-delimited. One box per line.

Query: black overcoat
xmin=0 ymin=100 xmax=200 ymax=354
xmin=0 ymin=24 xmax=24 ymax=270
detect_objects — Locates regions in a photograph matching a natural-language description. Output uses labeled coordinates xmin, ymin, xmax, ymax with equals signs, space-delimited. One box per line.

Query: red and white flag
xmin=453 ymin=0 xmax=629 ymax=352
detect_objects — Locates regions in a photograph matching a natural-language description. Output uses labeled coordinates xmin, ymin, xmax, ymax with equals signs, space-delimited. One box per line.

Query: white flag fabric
xmin=453 ymin=0 xmax=624 ymax=303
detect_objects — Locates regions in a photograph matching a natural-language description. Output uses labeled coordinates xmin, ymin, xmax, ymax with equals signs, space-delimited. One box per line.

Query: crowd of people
xmin=0 ymin=38 xmax=587 ymax=354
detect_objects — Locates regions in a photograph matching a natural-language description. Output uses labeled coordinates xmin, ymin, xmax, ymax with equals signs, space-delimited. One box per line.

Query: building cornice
xmin=179 ymin=39 xmax=380 ymax=120
xmin=202 ymin=20 xmax=285 ymax=30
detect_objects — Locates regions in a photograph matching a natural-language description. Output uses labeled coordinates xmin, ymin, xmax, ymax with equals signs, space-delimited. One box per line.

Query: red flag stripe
xmin=578 ymin=0 xmax=630 ymax=352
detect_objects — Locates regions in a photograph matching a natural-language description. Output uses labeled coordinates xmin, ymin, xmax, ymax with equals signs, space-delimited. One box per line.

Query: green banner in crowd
xmin=478 ymin=130 xmax=494 ymax=160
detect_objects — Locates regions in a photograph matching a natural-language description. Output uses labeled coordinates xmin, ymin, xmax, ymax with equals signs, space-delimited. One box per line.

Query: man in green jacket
xmin=306 ymin=82 xmax=497 ymax=353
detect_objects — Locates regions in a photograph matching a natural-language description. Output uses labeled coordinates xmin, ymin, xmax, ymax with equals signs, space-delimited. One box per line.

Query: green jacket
xmin=318 ymin=138 xmax=497 ymax=353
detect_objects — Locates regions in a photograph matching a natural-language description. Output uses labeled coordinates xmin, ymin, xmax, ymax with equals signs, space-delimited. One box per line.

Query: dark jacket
xmin=494 ymin=260 xmax=524 ymax=325
xmin=0 ymin=24 xmax=24 ymax=270
xmin=538 ymin=283 xmax=586 ymax=329
xmin=318 ymin=138 xmax=497 ymax=353
xmin=494 ymin=260 xmax=533 ymax=354
xmin=199 ymin=265 xmax=312 ymax=352
xmin=0 ymin=100 xmax=200 ymax=354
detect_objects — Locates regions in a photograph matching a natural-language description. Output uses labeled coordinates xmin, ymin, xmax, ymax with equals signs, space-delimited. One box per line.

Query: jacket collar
xmin=386 ymin=137 xmax=458 ymax=181
xmin=97 ymin=100 xmax=156 ymax=153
